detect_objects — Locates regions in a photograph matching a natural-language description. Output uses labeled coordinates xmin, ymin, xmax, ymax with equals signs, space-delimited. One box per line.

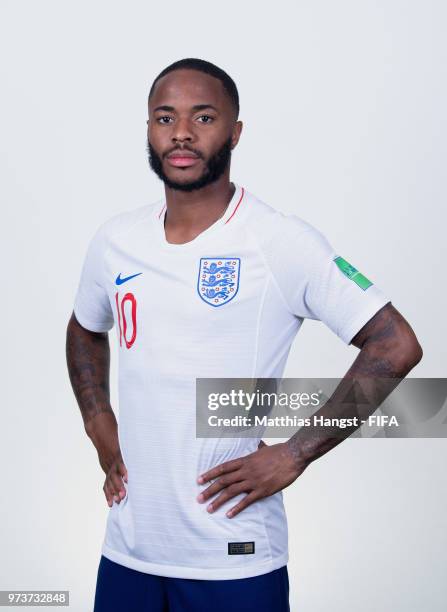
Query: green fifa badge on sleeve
xmin=333 ymin=256 xmax=373 ymax=290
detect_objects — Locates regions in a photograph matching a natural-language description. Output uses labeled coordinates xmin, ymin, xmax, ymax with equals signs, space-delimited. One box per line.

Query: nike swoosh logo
xmin=115 ymin=272 xmax=143 ymax=285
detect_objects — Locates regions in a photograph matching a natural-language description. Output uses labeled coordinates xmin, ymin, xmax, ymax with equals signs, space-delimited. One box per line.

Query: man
xmin=66 ymin=58 xmax=422 ymax=611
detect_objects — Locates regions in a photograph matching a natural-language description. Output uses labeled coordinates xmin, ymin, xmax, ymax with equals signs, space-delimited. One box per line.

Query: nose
xmin=171 ymin=117 xmax=194 ymax=144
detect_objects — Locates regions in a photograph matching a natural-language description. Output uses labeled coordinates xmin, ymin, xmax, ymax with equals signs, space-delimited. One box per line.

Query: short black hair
xmin=148 ymin=58 xmax=239 ymax=118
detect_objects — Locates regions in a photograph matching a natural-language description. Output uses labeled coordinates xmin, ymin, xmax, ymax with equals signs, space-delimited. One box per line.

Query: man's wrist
xmin=284 ymin=438 xmax=311 ymax=473
xmin=84 ymin=410 xmax=122 ymax=473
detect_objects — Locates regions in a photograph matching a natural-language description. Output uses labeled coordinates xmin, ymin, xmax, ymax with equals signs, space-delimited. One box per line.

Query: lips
xmin=166 ymin=150 xmax=201 ymax=168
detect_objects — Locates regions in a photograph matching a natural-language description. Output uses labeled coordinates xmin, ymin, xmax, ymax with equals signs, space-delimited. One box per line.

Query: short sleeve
xmin=73 ymin=223 xmax=115 ymax=333
xmin=266 ymin=215 xmax=391 ymax=345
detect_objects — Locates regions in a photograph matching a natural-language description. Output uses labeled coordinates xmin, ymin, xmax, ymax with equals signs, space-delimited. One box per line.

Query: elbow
xmin=391 ymin=333 xmax=423 ymax=376
xmin=403 ymin=341 xmax=423 ymax=372
xmin=411 ymin=338 xmax=423 ymax=367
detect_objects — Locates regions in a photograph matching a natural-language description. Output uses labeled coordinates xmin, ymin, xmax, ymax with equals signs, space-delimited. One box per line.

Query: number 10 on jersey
xmin=115 ymin=291 xmax=137 ymax=349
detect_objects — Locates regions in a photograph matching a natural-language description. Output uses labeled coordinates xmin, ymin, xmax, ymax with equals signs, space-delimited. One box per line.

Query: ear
xmin=231 ymin=120 xmax=243 ymax=149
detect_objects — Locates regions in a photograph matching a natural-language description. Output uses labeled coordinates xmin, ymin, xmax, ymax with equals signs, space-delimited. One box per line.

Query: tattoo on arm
xmin=66 ymin=312 xmax=115 ymax=429
xmin=286 ymin=302 xmax=423 ymax=468
xmin=349 ymin=302 xmax=423 ymax=378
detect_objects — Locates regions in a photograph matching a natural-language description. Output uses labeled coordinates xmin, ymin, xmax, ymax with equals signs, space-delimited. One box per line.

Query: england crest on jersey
xmin=197 ymin=257 xmax=241 ymax=307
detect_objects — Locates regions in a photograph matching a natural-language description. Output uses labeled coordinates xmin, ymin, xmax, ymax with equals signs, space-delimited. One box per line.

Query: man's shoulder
xmin=95 ymin=199 xmax=161 ymax=241
xmin=243 ymin=188 xmax=322 ymax=242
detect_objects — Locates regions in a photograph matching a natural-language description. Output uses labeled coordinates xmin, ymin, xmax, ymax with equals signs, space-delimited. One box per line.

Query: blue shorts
xmin=93 ymin=555 xmax=290 ymax=612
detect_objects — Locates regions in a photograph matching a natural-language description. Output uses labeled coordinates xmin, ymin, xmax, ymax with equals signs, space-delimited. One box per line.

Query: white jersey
xmin=73 ymin=184 xmax=390 ymax=580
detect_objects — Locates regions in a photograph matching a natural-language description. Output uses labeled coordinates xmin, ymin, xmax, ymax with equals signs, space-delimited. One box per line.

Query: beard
xmin=146 ymin=136 xmax=233 ymax=192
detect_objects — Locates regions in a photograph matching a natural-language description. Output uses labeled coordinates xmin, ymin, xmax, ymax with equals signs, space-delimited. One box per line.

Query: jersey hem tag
xmin=228 ymin=541 xmax=255 ymax=555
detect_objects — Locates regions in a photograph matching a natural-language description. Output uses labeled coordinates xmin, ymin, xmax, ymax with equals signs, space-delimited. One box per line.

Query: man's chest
xmin=104 ymin=242 xmax=271 ymax=351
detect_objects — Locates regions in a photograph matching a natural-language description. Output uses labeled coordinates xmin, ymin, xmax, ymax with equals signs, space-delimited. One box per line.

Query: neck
xmin=163 ymin=172 xmax=234 ymax=230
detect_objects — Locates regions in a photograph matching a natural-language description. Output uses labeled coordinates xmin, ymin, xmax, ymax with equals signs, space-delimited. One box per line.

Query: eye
xmin=157 ymin=116 xmax=174 ymax=124
xmin=197 ymin=115 xmax=214 ymax=124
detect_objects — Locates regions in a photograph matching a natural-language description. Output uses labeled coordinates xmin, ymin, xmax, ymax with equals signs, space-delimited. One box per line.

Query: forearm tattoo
xmin=286 ymin=302 xmax=423 ymax=467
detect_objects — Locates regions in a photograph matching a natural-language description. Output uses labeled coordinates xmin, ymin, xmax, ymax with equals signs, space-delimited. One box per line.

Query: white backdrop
xmin=1 ymin=1 xmax=446 ymax=610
